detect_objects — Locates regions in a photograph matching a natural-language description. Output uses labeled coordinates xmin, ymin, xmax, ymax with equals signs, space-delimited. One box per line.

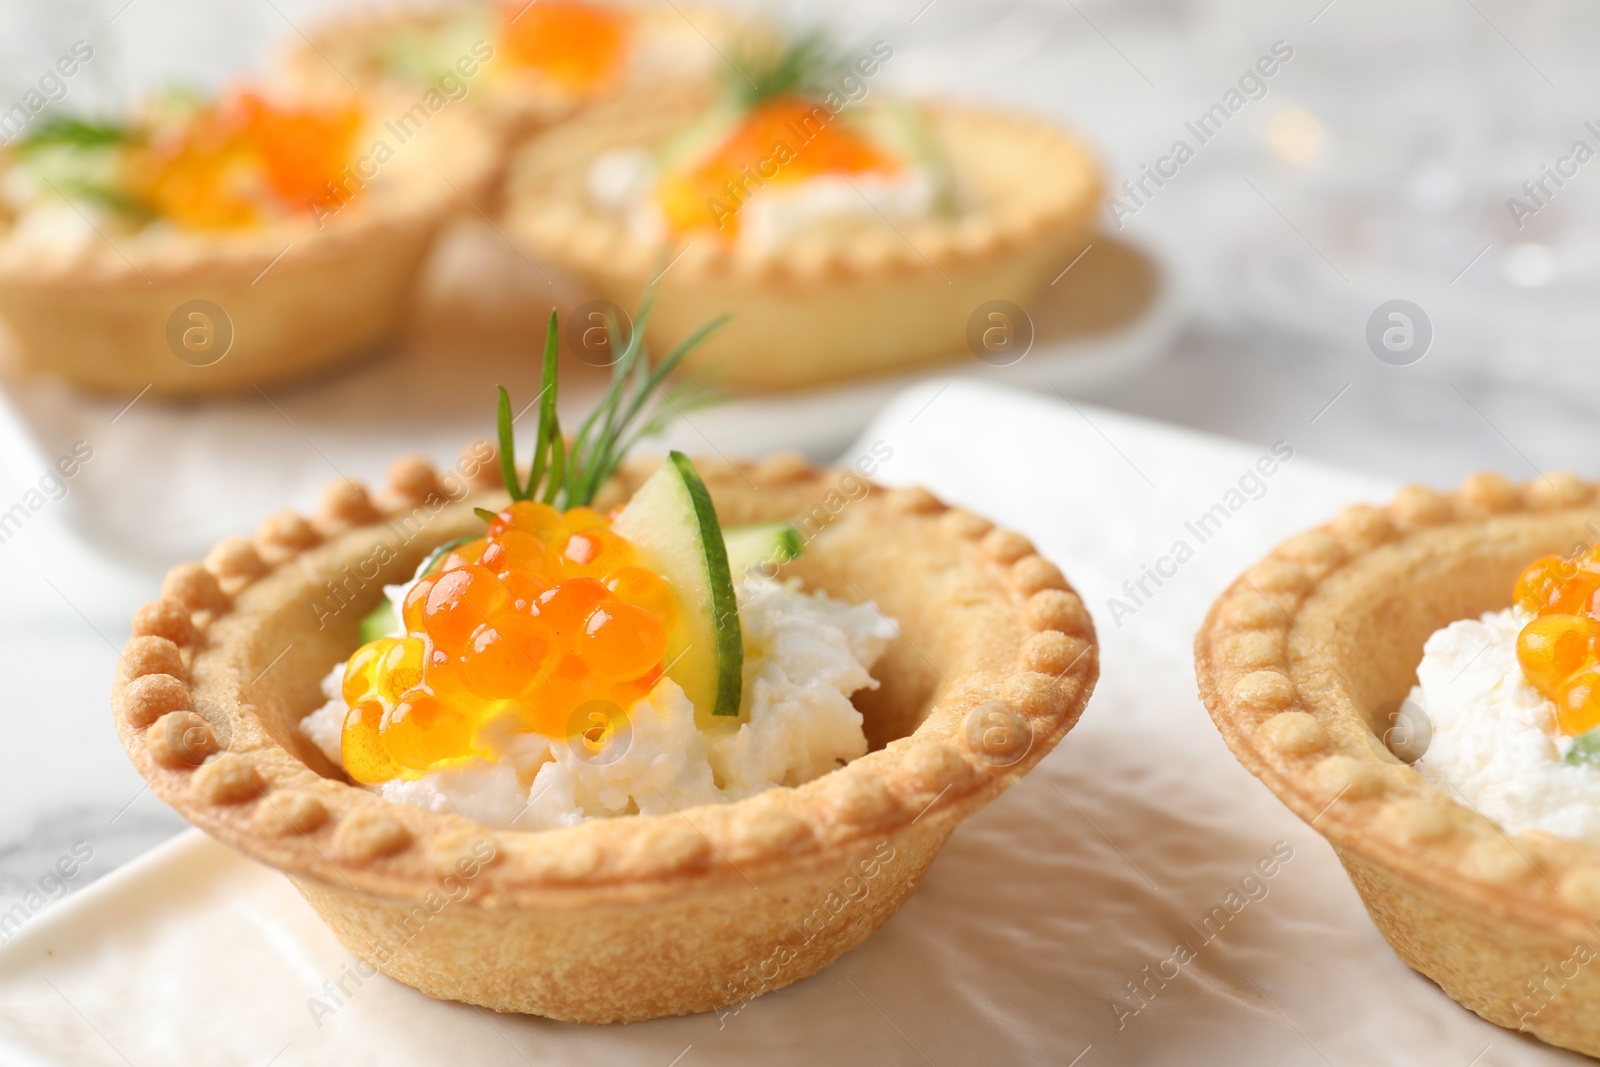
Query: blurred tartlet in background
xmin=0 ymin=84 xmax=498 ymax=397
xmin=503 ymin=34 xmax=1102 ymax=390
xmin=285 ymin=0 xmax=746 ymax=140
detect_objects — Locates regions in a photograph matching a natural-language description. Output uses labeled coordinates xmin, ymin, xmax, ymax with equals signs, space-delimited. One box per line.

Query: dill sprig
xmin=7 ymin=114 xmax=154 ymax=221
xmin=725 ymin=31 xmax=844 ymax=109
xmin=13 ymin=116 xmax=130 ymax=153
xmin=496 ymin=292 xmax=727 ymax=509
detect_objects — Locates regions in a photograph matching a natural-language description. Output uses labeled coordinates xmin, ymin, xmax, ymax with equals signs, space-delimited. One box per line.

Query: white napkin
xmin=0 ymin=381 xmax=1572 ymax=1066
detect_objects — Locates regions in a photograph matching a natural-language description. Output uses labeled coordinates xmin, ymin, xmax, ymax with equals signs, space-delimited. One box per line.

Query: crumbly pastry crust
xmin=284 ymin=3 xmax=740 ymax=140
xmin=503 ymin=90 xmax=1102 ymax=389
xmin=114 ymin=451 xmax=1098 ymax=1022
xmin=0 ymin=102 xmax=500 ymax=397
xmin=1195 ymin=471 xmax=1600 ymax=1056
xmin=284 ymin=3 xmax=574 ymax=137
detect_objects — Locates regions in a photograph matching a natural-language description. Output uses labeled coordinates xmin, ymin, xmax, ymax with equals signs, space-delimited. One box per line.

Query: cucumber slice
xmin=859 ymin=101 xmax=957 ymax=217
xmin=612 ymin=452 xmax=743 ymax=718
xmin=1567 ymin=728 xmax=1600 ymax=767
xmin=723 ymin=521 xmax=804 ymax=576
xmin=655 ymin=101 xmax=743 ymax=174
xmin=358 ymin=601 xmax=398 ymax=644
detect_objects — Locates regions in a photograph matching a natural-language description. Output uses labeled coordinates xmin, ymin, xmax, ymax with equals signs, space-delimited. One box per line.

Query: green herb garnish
xmin=8 ymin=114 xmax=156 ymax=222
xmin=1566 ymin=728 xmax=1600 ymax=767
xmin=496 ymin=291 xmax=726 ymax=510
xmin=725 ymin=31 xmax=845 ymax=108
xmin=46 ymin=180 xmax=154 ymax=221
xmin=417 ymin=536 xmax=475 ymax=576
xmin=14 ymin=115 xmax=131 ymax=153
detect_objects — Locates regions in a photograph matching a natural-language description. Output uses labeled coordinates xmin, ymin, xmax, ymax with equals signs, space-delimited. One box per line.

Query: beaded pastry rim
xmin=1196 ymin=471 xmax=1600 ymax=938
xmin=0 ymin=96 xmax=501 ymax=285
xmin=283 ymin=2 xmax=744 ymax=139
xmin=112 ymin=449 xmax=1098 ymax=904
xmin=503 ymin=93 xmax=1102 ymax=285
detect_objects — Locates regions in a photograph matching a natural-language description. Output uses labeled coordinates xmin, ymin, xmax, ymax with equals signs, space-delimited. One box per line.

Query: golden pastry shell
xmin=112 ymin=451 xmax=1098 ymax=1019
xmin=282 ymin=2 xmax=741 ymax=140
xmin=507 ymin=88 xmax=1100 ymax=285
xmin=0 ymin=101 xmax=500 ymax=396
xmin=501 ymin=89 xmax=1101 ymax=389
xmin=0 ymin=98 xmax=497 ymax=286
xmin=1196 ymin=471 xmax=1600 ymax=1056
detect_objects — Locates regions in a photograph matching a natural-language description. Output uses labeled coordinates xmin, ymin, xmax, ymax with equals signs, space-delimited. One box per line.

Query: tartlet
xmin=1196 ymin=471 xmax=1600 ymax=1057
xmin=0 ymin=93 xmax=498 ymax=398
xmin=113 ymin=450 xmax=1098 ymax=1022
xmin=285 ymin=1 xmax=739 ymax=140
xmin=503 ymin=87 xmax=1101 ymax=390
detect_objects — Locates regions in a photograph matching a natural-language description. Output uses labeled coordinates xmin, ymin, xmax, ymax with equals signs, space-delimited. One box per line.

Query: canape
xmin=1196 ymin=472 xmax=1600 ymax=1057
xmin=503 ymin=36 xmax=1101 ymax=389
xmin=113 ymin=302 xmax=1098 ymax=1021
xmin=286 ymin=1 xmax=742 ymax=138
xmin=0 ymin=86 xmax=497 ymax=397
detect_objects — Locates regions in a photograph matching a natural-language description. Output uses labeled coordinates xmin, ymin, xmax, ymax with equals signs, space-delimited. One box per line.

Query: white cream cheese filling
xmin=1411 ymin=606 xmax=1600 ymax=846
xmin=585 ymin=146 xmax=934 ymax=254
xmin=301 ymin=574 xmax=897 ymax=830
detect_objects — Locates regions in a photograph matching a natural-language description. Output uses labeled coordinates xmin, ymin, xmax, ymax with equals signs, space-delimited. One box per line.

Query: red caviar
xmin=499 ymin=0 xmax=631 ymax=94
xmin=340 ymin=501 xmax=671 ymax=783
xmin=1515 ymin=549 xmax=1600 ymax=735
xmin=126 ymin=89 xmax=362 ymax=230
xmin=656 ymin=95 xmax=903 ymax=238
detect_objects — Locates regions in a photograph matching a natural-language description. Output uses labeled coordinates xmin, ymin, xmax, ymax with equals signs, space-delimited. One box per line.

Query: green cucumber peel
xmin=1566 ymin=729 xmax=1600 ymax=767
xmin=668 ymin=452 xmax=744 ymax=717
xmin=723 ymin=521 xmax=805 ymax=575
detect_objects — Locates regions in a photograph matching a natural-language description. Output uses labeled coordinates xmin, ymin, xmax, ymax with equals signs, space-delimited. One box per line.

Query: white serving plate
xmin=0 ymin=231 xmax=1179 ymax=567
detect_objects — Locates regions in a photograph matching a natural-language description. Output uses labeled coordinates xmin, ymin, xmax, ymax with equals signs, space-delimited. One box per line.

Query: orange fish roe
xmin=235 ymin=91 xmax=363 ymax=207
xmin=657 ymin=95 xmax=903 ymax=238
xmin=125 ymin=89 xmax=361 ymax=230
xmin=499 ymin=0 xmax=631 ymax=94
xmin=340 ymin=501 xmax=670 ymax=783
xmin=1515 ymin=549 xmax=1600 ymax=735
